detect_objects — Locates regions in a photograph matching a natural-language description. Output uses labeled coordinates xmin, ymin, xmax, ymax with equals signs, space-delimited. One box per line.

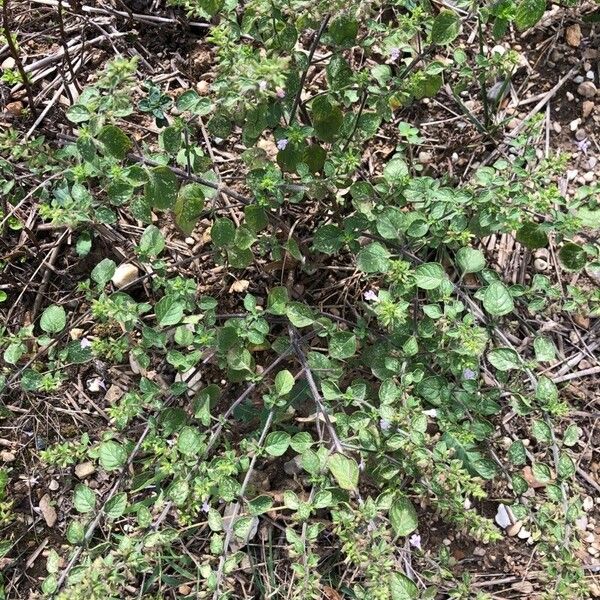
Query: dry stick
xmin=289 ymin=325 xmax=343 ymax=454
xmin=2 ymin=0 xmax=37 ymax=115
xmin=197 ymin=116 xmax=240 ymax=226
xmin=211 ymin=411 xmax=275 ymax=600
xmin=24 ymin=84 xmax=65 ymax=140
xmin=288 ymin=15 xmax=330 ymax=125
xmin=31 ymin=235 xmax=65 ymax=321
xmin=57 ymin=0 xmax=77 ymax=101
xmin=552 ymin=365 xmax=600 ymax=384
xmin=29 ymin=0 xmax=209 ymax=28
xmin=481 ymin=64 xmax=579 ymax=167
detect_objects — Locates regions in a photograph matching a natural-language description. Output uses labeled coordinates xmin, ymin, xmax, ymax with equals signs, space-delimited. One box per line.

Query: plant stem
xmin=2 ymin=0 xmax=37 ymax=116
xmin=288 ymin=15 xmax=330 ymax=125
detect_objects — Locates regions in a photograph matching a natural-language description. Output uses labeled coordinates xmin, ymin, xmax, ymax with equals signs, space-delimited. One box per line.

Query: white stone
xmin=111 ymin=263 xmax=139 ymax=288
xmin=1 ymin=57 xmax=15 ymax=70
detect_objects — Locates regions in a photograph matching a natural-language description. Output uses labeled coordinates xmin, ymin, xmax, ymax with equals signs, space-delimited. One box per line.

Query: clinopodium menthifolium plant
xmin=1 ymin=0 xmax=599 ymax=599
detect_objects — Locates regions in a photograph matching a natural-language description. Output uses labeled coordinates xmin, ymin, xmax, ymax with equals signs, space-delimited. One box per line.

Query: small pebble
xmin=584 ymin=171 xmax=595 ymax=182
xmin=111 ymin=263 xmax=139 ymax=288
xmin=1 ymin=57 xmax=16 ymax=70
xmin=574 ymin=76 xmax=584 ymax=85
xmin=586 ymin=71 xmax=595 ymax=81
xmin=418 ymin=151 xmax=432 ymax=164
xmin=565 ymin=24 xmax=582 ymax=47
xmin=569 ymin=118 xmax=581 ymax=131
xmin=1 ymin=451 xmax=16 ymax=463
xmin=49 ymin=480 xmax=60 ymax=491
xmin=577 ymin=81 xmax=597 ymax=99
xmin=196 ymin=80 xmax=210 ymax=95
xmin=75 ymin=462 xmax=96 ymax=479
xmin=575 ymin=128 xmax=587 ymax=141
xmin=582 ymin=101 xmax=595 ymax=119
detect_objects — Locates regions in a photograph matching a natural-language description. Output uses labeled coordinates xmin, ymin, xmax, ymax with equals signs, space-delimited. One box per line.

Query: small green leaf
xmin=311 ymin=96 xmax=343 ymax=143
xmin=558 ymin=453 xmax=575 ymax=479
xmin=531 ymin=462 xmax=552 ymax=485
xmin=328 ymin=14 xmax=358 ymax=46
xmin=507 ymin=440 xmax=526 ymax=465
xmin=155 ymin=295 xmax=184 ymax=327
xmin=533 ymin=336 xmax=556 ymax=362
xmin=105 ymin=493 xmax=127 ymax=519
xmin=488 ymin=347 xmax=521 ymax=371
xmin=248 ymin=495 xmax=273 ymax=516
xmin=177 ymin=426 xmax=203 ymax=456
xmin=415 ymin=262 xmax=445 ymax=290
xmin=515 ymin=0 xmax=546 ymax=30
xmin=174 ymin=184 xmax=205 ymax=235
xmin=144 ymin=166 xmax=179 ymax=210
xmin=265 ymin=431 xmax=291 ymax=456
xmin=66 ymin=104 xmax=91 ymax=123
xmin=562 ymin=424 xmax=580 ymax=447
xmin=313 ymin=224 xmax=344 ymax=254
xmin=357 ymin=242 xmax=391 ymax=273
xmin=327 ymin=453 xmax=359 ymax=490
xmin=286 ymin=302 xmax=314 ymax=327
xmin=139 ymin=225 xmax=165 ymax=257
xmin=516 ymin=222 xmax=548 ymax=249
xmin=211 ymin=218 xmax=235 ymax=248
xmin=267 ymin=286 xmax=289 ymax=315
xmin=73 ymin=484 xmax=96 ymax=513
xmin=66 ymin=520 xmax=85 ymax=544
xmin=390 ymin=572 xmax=419 ymax=599
xmin=389 ymin=497 xmax=418 ymax=536
xmin=40 ymin=305 xmax=67 ymax=334
xmin=431 ymin=10 xmax=460 ymax=45
xmin=290 ymin=432 xmax=313 ymax=453
xmin=98 ymin=125 xmax=131 ymax=160
xmin=329 ymin=331 xmax=357 ymax=360
xmin=91 ymin=258 xmax=116 ymax=288
xmin=456 ymin=247 xmax=485 ymax=273
xmin=531 ymin=419 xmax=552 ymax=443
xmin=98 ymin=440 xmax=127 ymax=471
xmin=483 ymin=282 xmax=514 ymax=316
xmin=274 ymin=370 xmax=294 ymax=396
xmin=559 ymin=242 xmax=587 ymax=271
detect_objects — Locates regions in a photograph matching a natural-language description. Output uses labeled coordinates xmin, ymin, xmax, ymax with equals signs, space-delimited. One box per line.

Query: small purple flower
xmin=277 ymin=138 xmax=288 ymax=151
xmin=389 ymin=47 xmax=401 ymax=61
xmin=379 ymin=418 xmax=391 ymax=431
xmin=364 ymin=290 xmax=378 ymax=302
xmin=276 ymin=87 xmax=285 ymax=99
xmin=409 ymin=533 xmax=422 ymax=550
xmin=463 ymin=368 xmax=476 ymax=380
xmin=576 ymin=138 xmax=591 ymax=154
xmin=202 ymin=500 xmax=210 ymax=513
xmin=259 ymin=80 xmax=268 ymax=91
xmin=80 ymin=337 xmax=92 ymax=349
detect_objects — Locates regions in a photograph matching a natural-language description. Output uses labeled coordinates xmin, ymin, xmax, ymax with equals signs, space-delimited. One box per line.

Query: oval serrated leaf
xmin=327 ymin=453 xmax=359 ymax=490
xmin=389 ymin=497 xmax=418 ymax=536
